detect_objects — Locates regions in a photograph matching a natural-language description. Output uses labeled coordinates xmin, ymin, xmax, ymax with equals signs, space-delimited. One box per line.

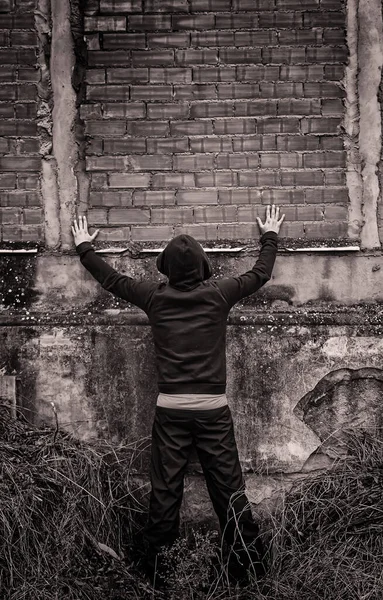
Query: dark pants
xmin=144 ymin=405 xmax=265 ymax=577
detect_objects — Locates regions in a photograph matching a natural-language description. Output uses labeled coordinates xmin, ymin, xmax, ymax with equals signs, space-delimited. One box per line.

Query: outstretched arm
xmin=216 ymin=205 xmax=284 ymax=307
xmin=72 ymin=216 xmax=156 ymax=312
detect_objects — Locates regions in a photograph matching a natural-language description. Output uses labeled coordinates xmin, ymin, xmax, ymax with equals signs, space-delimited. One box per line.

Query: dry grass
xmin=1 ymin=409 xmax=382 ymax=600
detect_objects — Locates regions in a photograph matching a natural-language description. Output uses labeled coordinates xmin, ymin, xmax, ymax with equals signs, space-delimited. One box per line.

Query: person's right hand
xmin=257 ymin=205 xmax=285 ymax=235
xmin=71 ymin=216 xmax=99 ymax=247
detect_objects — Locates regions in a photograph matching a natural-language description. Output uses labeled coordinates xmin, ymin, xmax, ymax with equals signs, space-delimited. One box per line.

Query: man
xmin=72 ymin=205 xmax=284 ymax=583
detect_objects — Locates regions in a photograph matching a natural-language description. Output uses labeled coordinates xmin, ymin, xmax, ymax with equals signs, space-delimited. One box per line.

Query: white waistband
xmin=157 ymin=392 xmax=228 ymax=410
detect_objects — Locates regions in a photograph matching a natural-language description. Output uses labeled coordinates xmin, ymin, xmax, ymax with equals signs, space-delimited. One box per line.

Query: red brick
xmin=236 ymin=66 xmax=279 ymax=81
xmin=16 ymin=174 xmax=38 ymax=189
xmin=147 ymin=33 xmax=190 ymax=48
xmin=80 ymin=104 xmax=102 ymax=119
xmin=10 ymin=31 xmax=38 ymax=46
xmin=89 ymin=51 xmax=132 ymax=67
xmin=277 ymin=0 xmax=318 ymax=7
xmin=1 ymin=14 xmax=34 ymax=28
xmin=189 ymin=0 xmax=230 ymax=10
xmin=217 ymin=223 xmax=256 ymax=240
xmin=190 ymin=137 xmax=233 ymax=152
xmin=0 ymin=104 xmax=14 ymax=118
xmin=86 ymin=70 xmax=106 ymax=84
xmin=304 ymin=12 xmax=345 ymax=28
xmin=2 ymin=121 xmax=37 ymax=136
xmin=256 ymin=119 xmax=300 ymax=134
xmin=278 ymin=99 xmax=321 ymax=115
xmin=280 ymin=65 xmax=324 ymax=81
xmin=133 ymin=190 xmax=176 ymax=206
xmin=259 ymin=12 xmax=303 ymax=27
xmin=263 ymin=48 xmax=306 ymax=64
xmin=0 ymin=49 xmax=17 ymax=64
xmin=128 ymin=155 xmax=172 ymax=170
xmin=97 ymin=227 xmax=131 ymax=242
xmin=278 ymin=29 xmax=322 ymax=45
xmin=131 ymin=226 xmax=173 ymax=241
xmin=304 ymin=188 xmax=348 ymax=203
xmin=87 ymin=209 xmax=108 ymax=225
xmin=303 ymin=82 xmax=345 ymax=98
xmin=214 ymin=119 xmax=256 ymax=135
xmin=109 ymin=173 xmax=151 ymax=187
xmin=215 ymin=13 xmax=259 ymax=29
xmin=321 ymin=0 xmax=344 ymax=7
xmin=220 ymin=48 xmax=262 ymax=64
xmin=262 ymin=189 xmax=304 ymax=204
xmin=219 ymin=189 xmax=261 ymax=205
xmin=323 ymin=29 xmax=346 ymax=45
xmin=100 ymin=0 xmax=142 ymax=11
xmin=16 ymin=84 xmax=36 ymax=101
xmin=0 ymin=207 xmax=22 ymax=224
xmin=147 ymin=104 xmax=188 ymax=120
xmin=103 ymin=102 xmax=146 ymax=118
xmin=177 ymin=190 xmax=218 ymax=205
xmin=232 ymin=136 xmax=277 ymax=151
xmin=259 ymin=82 xmax=304 ymax=98
xmin=320 ymin=136 xmax=343 ymax=150
xmin=85 ymin=120 xmax=126 ymax=136
xmin=306 ymin=47 xmax=348 ymax=63
xmin=102 ymin=33 xmax=146 ymax=49
xmin=195 ymin=172 xmax=237 ymax=187
xmin=107 ymin=68 xmax=148 ymax=83
xmin=87 ymin=139 xmax=103 ymax=154
xmin=145 ymin=0 xmax=188 ymax=10
xmin=0 ymin=156 xmax=40 ymax=171
xmin=90 ymin=191 xmax=133 ymax=206
xmin=152 ymin=173 xmax=195 ymax=188
xmin=85 ymin=34 xmax=100 ymax=50
xmin=86 ymin=156 xmax=125 ymax=171
xmin=175 ymin=224 xmax=217 ymax=241
xmin=130 ymin=85 xmax=172 ymax=100
xmin=194 ymin=206 xmax=237 ymax=223
xmin=190 ymin=102 xmax=234 ymax=118
xmin=173 ymin=154 xmax=214 ymax=171
xmin=109 ymin=208 xmax=149 ymax=224
xmin=304 ymin=151 xmax=345 ymax=168
xmin=217 ymin=153 xmax=259 ymax=169
xmin=304 ymin=222 xmax=348 ymax=239
xmin=18 ymin=68 xmax=39 ymax=83
xmin=132 ymin=50 xmax=174 ymax=66
xmin=235 ymin=100 xmax=277 ymax=117
xmin=260 ymin=153 xmax=302 ymax=169
xmin=15 ymin=103 xmax=37 ymax=119
xmin=129 ymin=15 xmax=172 ymax=33
xmin=150 ymin=67 xmax=192 ymax=83
xmin=0 ymin=138 xmax=12 ymax=153
xmin=193 ymin=66 xmax=236 ymax=83
xmin=280 ymin=171 xmax=325 ymax=186
xmin=0 ymin=33 xmax=9 ymax=48
xmin=280 ymin=222 xmax=305 ymax=237
xmin=173 ymin=15 xmax=215 ymax=30
xmin=104 ymin=138 xmax=146 ymax=153
xmin=325 ymin=171 xmax=345 ymax=185
xmin=1 ymin=224 xmax=20 ymax=241
xmin=90 ymin=174 xmax=108 ymax=189
xmin=0 ymin=68 xmax=16 ymax=83
xmin=87 ymin=85 xmax=130 ymax=101
xmin=295 ymin=205 xmax=322 ymax=221
xmin=176 ymin=49 xmax=218 ymax=65
xmin=276 ymin=135 xmax=320 ymax=151
xmin=217 ymin=83 xmax=260 ymax=100
xmin=170 ymin=120 xmax=213 ymax=136
xmin=85 ymin=17 xmax=126 ymax=31
xmin=191 ymin=31 xmax=235 ymax=46
xmin=17 ymin=49 xmax=37 ymax=65
xmin=239 ymin=171 xmax=280 ymax=187
xmin=126 ymin=121 xmax=170 ymax=136
xmin=237 ymin=205 xmax=266 ymax=222
xmin=0 ymin=84 xmax=16 ymax=100
xmin=322 ymin=98 xmax=343 ymax=115
xmin=151 ymin=207 xmax=193 ymax=224
xmin=324 ymin=65 xmax=344 ymax=80
xmin=235 ymin=31 xmax=277 ymax=46
xmin=301 ymin=117 xmax=341 ymax=134
xmin=173 ymin=84 xmax=217 ymax=100
xmin=324 ymin=205 xmax=348 ymax=220
xmin=19 ymin=139 xmax=39 ymax=153
xmin=147 ymin=137 xmax=189 ymax=154
xmin=233 ymin=0 xmax=274 ymax=7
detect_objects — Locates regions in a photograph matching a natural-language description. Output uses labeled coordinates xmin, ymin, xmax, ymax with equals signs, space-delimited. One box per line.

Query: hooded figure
xmin=74 ymin=213 xmax=282 ymax=587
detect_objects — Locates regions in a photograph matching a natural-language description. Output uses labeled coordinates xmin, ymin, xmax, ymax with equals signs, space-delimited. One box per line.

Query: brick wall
xmin=0 ymin=0 xmax=42 ymax=243
xmin=83 ymin=0 xmax=348 ymax=243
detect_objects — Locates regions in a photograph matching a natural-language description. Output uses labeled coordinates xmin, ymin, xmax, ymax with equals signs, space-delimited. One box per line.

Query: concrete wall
xmin=0 ymin=0 xmax=383 ymax=520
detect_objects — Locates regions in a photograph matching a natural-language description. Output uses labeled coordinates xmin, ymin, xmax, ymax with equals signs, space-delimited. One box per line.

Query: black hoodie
xmin=76 ymin=231 xmax=278 ymax=394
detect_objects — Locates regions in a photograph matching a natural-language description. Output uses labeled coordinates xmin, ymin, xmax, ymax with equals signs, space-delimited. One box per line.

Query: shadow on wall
xmin=294 ymin=367 xmax=383 ymax=459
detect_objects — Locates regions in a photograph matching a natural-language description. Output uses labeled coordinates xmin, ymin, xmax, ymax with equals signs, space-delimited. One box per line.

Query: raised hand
xmin=256 ymin=204 xmax=285 ymax=235
xmin=71 ymin=215 xmax=100 ymax=247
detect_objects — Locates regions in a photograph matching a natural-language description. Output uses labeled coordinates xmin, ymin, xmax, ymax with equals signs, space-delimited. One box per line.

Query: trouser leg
xmin=193 ymin=406 xmax=266 ymax=576
xmin=144 ymin=407 xmax=193 ymax=564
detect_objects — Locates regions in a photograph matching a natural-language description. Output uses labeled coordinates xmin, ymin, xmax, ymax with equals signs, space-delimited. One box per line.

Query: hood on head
xmin=156 ymin=235 xmax=212 ymax=290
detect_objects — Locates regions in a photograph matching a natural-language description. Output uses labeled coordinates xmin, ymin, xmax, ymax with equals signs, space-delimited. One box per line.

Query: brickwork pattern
xmin=0 ymin=0 xmax=42 ymax=242
xmin=83 ymin=0 xmax=348 ymax=242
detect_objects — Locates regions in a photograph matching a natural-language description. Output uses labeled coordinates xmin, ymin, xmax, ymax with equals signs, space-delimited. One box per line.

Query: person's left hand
xmin=71 ymin=216 xmax=99 ymax=247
